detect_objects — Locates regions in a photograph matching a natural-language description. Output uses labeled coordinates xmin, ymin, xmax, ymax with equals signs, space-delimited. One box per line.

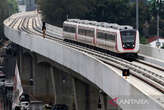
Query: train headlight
xmin=133 ymin=45 xmax=135 ymax=47
xmin=123 ymin=45 xmax=125 ymax=48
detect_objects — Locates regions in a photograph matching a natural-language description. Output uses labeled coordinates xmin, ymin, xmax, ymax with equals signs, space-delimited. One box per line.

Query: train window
xmin=78 ymin=29 xmax=86 ymax=36
xmin=63 ymin=26 xmax=76 ymax=33
xmin=106 ymin=34 xmax=115 ymax=41
xmin=86 ymin=30 xmax=94 ymax=37
xmin=97 ymin=32 xmax=115 ymax=41
xmin=97 ymin=32 xmax=106 ymax=40
xmin=121 ymin=31 xmax=136 ymax=43
xmin=78 ymin=29 xmax=94 ymax=37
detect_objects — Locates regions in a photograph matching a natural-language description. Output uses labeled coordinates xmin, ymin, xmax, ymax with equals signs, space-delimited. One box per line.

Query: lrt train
xmin=63 ymin=19 xmax=139 ymax=58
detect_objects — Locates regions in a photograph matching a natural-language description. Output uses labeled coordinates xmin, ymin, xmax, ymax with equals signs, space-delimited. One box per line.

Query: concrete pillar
xmin=18 ymin=47 xmax=23 ymax=75
xmin=35 ymin=62 xmax=53 ymax=102
xmin=53 ymin=68 xmax=74 ymax=109
xmin=88 ymin=86 xmax=99 ymax=110
xmin=21 ymin=53 xmax=33 ymax=94
xmin=73 ymin=79 xmax=88 ymax=110
xmin=72 ymin=78 xmax=78 ymax=110
xmin=32 ymin=55 xmax=36 ymax=96
xmin=50 ymin=66 xmax=56 ymax=104
xmin=73 ymin=80 xmax=107 ymax=110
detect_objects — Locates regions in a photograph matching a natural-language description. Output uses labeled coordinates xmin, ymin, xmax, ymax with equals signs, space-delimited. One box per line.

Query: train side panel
xmin=63 ymin=32 xmax=75 ymax=40
xmin=63 ymin=22 xmax=76 ymax=40
xmin=77 ymin=24 xmax=96 ymax=45
xmin=63 ymin=20 xmax=139 ymax=56
xmin=95 ymin=28 xmax=117 ymax=52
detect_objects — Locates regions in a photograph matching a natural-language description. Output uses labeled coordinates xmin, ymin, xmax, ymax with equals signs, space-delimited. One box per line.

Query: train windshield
xmin=121 ymin=30 xmax=136 ymax=43
xmin=121 ymin=30 xmax=136 ymax=49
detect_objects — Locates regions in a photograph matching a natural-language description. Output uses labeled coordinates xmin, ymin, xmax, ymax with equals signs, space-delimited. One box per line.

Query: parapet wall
xmin=140 ymin=44 xmax=164 ymax=61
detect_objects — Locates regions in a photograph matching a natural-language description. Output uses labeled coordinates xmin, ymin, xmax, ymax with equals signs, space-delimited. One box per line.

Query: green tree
xmin=8 ymin=0 xmax=18 ymax=15
xmin=0 ymin=0 xmax=17 ymax=39
xmin=37 ymin=0 xmax=131 ymax=26
xmin=140 ymin=36 xmax=148 ymax=44
xmin=0 ymin=0 xmax=9 ymax=39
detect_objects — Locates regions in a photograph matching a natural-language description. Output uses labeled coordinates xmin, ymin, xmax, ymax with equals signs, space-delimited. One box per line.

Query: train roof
xmin=65 ymin=19 xmax=134 ymax=30
xmin=64 ymin=20 xmax=96 ymax=28
xmin=64 ymin=21 xmax=77 ymax=26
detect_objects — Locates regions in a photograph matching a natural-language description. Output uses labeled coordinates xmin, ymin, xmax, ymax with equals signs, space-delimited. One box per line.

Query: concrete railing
xmin=140 ymin=44 xmax=164 ymax=60
xmin=4 ymin=14 xmax=164 ymax=110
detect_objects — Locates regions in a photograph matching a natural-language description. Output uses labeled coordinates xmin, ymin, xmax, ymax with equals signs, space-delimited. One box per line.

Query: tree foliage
xmin=8 ymin=0 xmax=18 ymax=15
xmin=37 ymin=0 xmax=133 ymax=26
xmin=0 ymin=0 xmax=9 ymax=39
xmin=0 ymin=0 xmax=18 ymax=39
xmin=140 ymin=36 xmax=148 ymax=44
xmin=37 ymin=0 xmax=164 ymax=44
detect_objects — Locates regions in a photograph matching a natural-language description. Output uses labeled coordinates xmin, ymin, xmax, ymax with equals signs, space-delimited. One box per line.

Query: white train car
xmin=63 ymin=19 xmax=139 ymax=56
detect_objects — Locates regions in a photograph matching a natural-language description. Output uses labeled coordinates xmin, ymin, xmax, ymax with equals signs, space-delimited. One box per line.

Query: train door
xmin=86 ymin=29 xmax=94 ymax=44
xmin=96 ymin=30 xmax=106 ymax=49
xmin=75 ymin=24 xmax=78 ymax=41
xmin=104 ymin=31 xmax=111 ymax=50
xmin=105 ymin=33 xmax=116 ymax=52
xmin=77 ymin=26 xmax=85 ymax=43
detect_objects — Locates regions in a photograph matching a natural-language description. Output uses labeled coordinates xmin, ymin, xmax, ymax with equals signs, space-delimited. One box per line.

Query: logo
xmin=109 ymin=97 xmax=149 ymax=107
xmin=109 ymin=97 xmax=119 ymax=107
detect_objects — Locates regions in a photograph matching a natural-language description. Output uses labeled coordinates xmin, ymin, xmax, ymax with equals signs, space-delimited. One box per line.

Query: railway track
xmin=8 ymin=15 xmax=164 ymax=95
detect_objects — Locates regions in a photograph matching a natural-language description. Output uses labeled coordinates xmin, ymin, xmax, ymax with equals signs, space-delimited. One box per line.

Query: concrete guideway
xmin=140 ymin=44 xmax=164 ymax=61
xmin=3 ymin=12 xmax=164 ymax=110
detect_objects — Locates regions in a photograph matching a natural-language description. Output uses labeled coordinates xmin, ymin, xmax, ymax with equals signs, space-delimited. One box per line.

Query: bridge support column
xmin=50 ymin=66 xmax=56 ymax=104
xmin=88 ymin=85 xmax=99 ymax=110
xmin=73 ymin=79 xmax=89 ymax=110
xmin=32 ymin=54 xmax=36 ymax=96
xmin=18 ymin=49 xmax=33 ymax=95
xmin=18 ymin=47 xmax=23 ymax=76
xmin=53 ymin=68 xmax=74 ymax=109
xmin=73 ymin=80 xmax=107 ymax=110
xmin=35 ymin=62 xmax=53 ymax=102
xmin=72 ymin=78 xmax=78 ymax=110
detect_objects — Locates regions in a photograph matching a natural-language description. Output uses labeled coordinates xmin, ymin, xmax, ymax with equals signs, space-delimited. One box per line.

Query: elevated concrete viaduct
xmin=3 ymin=12 xmax=164 ymax=110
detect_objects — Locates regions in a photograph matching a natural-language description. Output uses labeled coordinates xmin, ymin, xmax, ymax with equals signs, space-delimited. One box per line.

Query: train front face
xmin=117 ymin=29 xmax=139 ymax=54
